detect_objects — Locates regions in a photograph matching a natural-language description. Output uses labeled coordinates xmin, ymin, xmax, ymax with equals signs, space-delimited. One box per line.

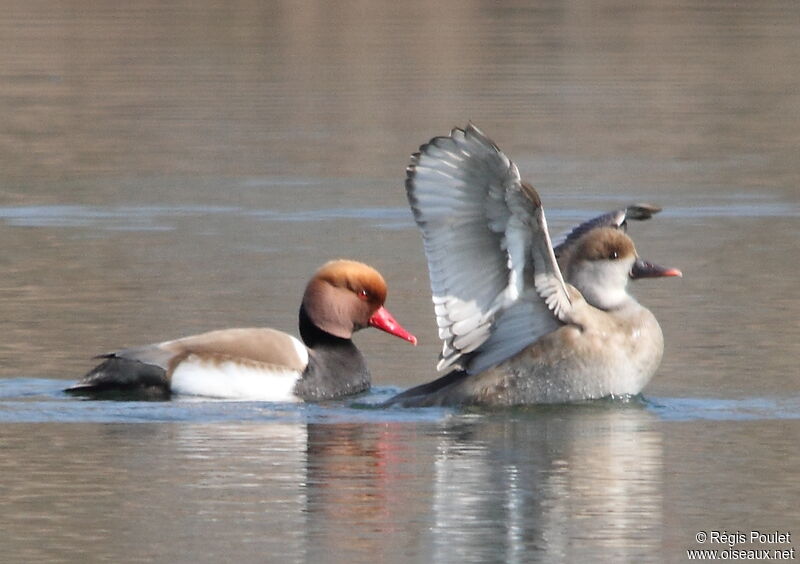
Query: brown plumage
xmin=301 ymin=260 xmax=389 ymax=338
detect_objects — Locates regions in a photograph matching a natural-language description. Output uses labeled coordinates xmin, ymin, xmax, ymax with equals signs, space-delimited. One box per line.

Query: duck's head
xmin=302 ymin=260 xmax=417 ymax=344
xmin=565 ymin=228 xmax=682 ymax=310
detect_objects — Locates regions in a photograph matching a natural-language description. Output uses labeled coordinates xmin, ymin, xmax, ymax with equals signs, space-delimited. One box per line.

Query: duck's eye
xmin=357 ymin=289 xmax=370 ymax=301
xmin=609 ymin=250 xmax=619 ymax=260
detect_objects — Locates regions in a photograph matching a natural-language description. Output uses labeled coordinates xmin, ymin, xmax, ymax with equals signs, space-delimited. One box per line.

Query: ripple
xmin=0 ymin=379 xmax=450 ymax=424
xmin=0 ymin=204 xmax=414 ymax=231
xmin=1 ymin=379 xmax=797 ymax=424
xmin=0 ymin=205 xmax=240 ymax=230
xmin=647 ymin=396 xmax=800 ymax=421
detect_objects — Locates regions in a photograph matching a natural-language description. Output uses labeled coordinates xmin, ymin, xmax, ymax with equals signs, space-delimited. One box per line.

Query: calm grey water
xmin=1 ymin=1 xmax=799 ymax=562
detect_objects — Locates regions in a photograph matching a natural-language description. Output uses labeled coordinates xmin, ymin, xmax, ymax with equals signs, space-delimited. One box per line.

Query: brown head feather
xmin=313 ymin=259 xmax=388 ymax=306
xmin=302 ymin=260 xmax=389 ymax=339
xmin=571 ymin=227 xmax=636 ymax=262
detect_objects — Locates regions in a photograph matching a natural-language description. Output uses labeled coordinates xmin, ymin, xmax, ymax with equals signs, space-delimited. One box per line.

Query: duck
xmin=385 ymin=124 xmax=681 ymax=407
xmin=66 ymin=259 xmax=417 ymax=401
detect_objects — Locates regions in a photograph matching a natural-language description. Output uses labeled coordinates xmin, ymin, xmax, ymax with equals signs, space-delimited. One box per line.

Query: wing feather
xmin=466 ymin=297 xmax=560 ymax=374
xmin=554 ymin=203 xmax=662 ymax=260
xmin=407 ymin=124 xmax=575 ymax=372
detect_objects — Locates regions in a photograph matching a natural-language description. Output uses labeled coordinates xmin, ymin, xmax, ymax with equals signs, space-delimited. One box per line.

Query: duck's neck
xmin=299 ymin=305 xmax=346 ymax=348
xmin=295 ymin=305 xmax=370 ymax=400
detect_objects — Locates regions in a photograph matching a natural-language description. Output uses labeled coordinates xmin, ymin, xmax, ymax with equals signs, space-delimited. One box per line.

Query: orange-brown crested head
xmin=313 ymin=259 xmax=388 ymax=308
xmin=302 ymin=260 xmax=416 ymax=344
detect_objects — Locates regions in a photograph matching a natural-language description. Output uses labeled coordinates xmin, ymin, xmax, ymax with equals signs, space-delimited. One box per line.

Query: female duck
xmin=386 ymin=125 xmax=680 ymax=407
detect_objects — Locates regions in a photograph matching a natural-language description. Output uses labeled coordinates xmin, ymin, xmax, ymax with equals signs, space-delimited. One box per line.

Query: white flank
xmin=290 ymin=335 xmax=310 ymax=367
xmin=171 ymin=355 xmax=302 ymax=401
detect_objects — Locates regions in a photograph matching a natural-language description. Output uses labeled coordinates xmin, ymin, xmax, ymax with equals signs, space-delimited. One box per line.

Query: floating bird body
xmin=68 ymin=260 xmax=416 ymax=401
xmin=387 ymin=125 xmax=680 ymax=407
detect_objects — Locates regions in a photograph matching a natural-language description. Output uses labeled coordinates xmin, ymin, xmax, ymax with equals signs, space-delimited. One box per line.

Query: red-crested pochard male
xmin=67 ymin=260 xmax=416 ymax=401
xmin=385 ymin=124 xmax=681 ymax=407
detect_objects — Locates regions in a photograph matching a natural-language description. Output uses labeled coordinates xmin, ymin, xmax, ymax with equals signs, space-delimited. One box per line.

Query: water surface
xmin=0 ymin=1 xmax=798 ymax=562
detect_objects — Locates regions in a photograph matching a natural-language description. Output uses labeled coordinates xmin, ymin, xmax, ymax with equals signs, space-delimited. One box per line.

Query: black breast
xmin=293 ymin=306 xmax=371 ymax=401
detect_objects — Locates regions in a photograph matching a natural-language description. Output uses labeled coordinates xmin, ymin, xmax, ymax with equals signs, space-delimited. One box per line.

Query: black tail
xmin=382 ymin=369 xmax=468 ymax=407
xmin=65 ymin=356 xmax=171 ymax=400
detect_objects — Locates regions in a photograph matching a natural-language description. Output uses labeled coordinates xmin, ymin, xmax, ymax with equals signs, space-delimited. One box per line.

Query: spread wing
xmin=553 ymin=203 xmax=662 ymax=260
xmin=407 ymin=124 xmax=573 ymax=373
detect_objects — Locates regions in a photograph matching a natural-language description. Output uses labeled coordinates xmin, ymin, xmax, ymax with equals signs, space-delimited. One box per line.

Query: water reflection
xmin=6 ymin=392 xmax=800 ymax=562
xmin=167 ymin=405 xmax=663 ymax=562
xmin=174 ymin=423 xmax=310 ymax=562
xmin=427 ymin=407 xmax=663 ymax=562
xmin=0 ymin=0 xmax=798 ymax=560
